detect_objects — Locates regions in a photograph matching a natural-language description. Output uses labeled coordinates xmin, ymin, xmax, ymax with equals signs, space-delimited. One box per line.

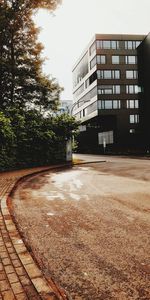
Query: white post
xmin=103 ymin=137 xmax=106 ymax=154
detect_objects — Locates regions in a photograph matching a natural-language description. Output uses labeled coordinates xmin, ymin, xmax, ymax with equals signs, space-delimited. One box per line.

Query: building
xmin=58 ymin=100 xmax=73 ymax=114
xmin=72 ymin=34 xmax=146 ymax=153
xmin=137 ymin=32 xmax=150 ymax=151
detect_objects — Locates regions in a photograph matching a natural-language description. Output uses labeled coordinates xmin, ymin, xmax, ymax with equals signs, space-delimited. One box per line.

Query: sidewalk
xmin=0 ymin=166 xmax=68 ymax=300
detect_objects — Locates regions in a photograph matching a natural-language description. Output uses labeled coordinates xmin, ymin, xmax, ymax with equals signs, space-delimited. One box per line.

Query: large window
xmin=112 ymin=55 xmax=120 ymax=64
xmin=97 ymin=70 xmax=120 ymax=79
xmin=126 ymin=85 xmax=140 ymax=94
xmin=125 ymin=41 xmax=141 ymax=50
xmin=129 ymin=114 xmax=139 ymax=123
xmin=98 ymin=100 xmax=121 ymax=109
xmin=127 ymin=100 xmax=139 ymax=108
xmin=73 ymin=52 xmax=88 ymax=88
xmin=126 ymin=70 xmax=138 ymax=79
xmin=125 ymin=56 xmax=137 ymax=64
xmin=78 ymin=86 xmax=97 ymax=107
xmin=98 ymin=85 xmax=120 ymax=94
xmin=90 ymin=55 xmax=106 ymax=69
xmin=96 ymin=40 xmax=119 ymax=50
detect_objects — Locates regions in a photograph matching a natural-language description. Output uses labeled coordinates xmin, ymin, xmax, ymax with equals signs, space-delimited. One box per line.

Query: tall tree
xmin=0 ymin=0 xmax=62 ymax=111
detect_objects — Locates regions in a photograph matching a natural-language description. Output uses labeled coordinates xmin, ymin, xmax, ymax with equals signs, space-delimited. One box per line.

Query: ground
xmin=11 ymin=155 xmax=150 ymax=300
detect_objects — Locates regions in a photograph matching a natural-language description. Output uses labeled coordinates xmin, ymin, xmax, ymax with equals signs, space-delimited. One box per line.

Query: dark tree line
xmin=0 ymin=0 xmax=78 ymax=170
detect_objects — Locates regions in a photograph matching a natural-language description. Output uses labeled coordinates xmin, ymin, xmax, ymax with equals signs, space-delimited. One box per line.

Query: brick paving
xmin=0 ymin=166 xmax=68 ymax=300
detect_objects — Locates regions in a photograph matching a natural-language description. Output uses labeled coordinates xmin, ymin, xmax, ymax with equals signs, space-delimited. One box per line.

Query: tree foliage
xmin=0 ymin=0 xmax=62 ymax=110
xmin=0 ymin=0 xmax=80 ymax=171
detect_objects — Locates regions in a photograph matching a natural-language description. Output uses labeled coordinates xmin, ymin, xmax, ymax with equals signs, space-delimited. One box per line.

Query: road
xmin=11 ymin=155 xmax=150 ymax=299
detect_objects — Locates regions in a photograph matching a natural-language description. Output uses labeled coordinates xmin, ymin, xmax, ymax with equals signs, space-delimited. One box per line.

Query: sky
xmin=34 ymin=0 xmax=150 ymax=101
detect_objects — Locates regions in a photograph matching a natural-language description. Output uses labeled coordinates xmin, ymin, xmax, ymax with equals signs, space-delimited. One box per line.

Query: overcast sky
xmin=34 ymin=0 xmax=150 ymax=100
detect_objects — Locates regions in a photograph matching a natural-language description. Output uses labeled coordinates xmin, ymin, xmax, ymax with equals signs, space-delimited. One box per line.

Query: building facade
xmin=137 ymin=33 xmax=150 ymax=151
xmin=72 ymin=34 xmax=146 ymax=153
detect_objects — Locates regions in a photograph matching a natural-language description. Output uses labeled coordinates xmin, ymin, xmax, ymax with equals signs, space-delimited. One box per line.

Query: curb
xmin=0 ymin=164 xmax=71 ymax=300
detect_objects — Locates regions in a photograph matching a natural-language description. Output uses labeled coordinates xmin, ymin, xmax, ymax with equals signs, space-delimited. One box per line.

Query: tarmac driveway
xmin=11 ymin=156 xmax=150 ymax=300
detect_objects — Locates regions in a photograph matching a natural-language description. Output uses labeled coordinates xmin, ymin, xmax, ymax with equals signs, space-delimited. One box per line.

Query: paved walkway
xmin=0 ymin=166 xmax=68 ymax=300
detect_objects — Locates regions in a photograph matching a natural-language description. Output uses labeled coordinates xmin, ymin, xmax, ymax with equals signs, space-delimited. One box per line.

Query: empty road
xmin=11 ymin=155 xmax=150 ymax=299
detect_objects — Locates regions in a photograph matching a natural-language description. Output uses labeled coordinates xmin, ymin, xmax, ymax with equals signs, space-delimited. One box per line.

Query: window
xmin=98 ymin=100 xmax=121 ymax=109
xmin=98 ymin=85 xmax=120 ymax=95
xmin=126 ymin=85 xmax=140 ymax=94
xmin=89 ymin=42 xmax=96 ymax=55
xmin=97 ymin=55 xmax=106 ymax=64
xmin=125 ymin=56 xmax=137 ymax=64
xmin=97 ymin=70 xmax=120 ymax=79
xmin=126 ymin=70 xmax=138 ymax=79
xmin=127 ymin=100 xmax=139 ymax=108
xmin=125 ymin=41 xmax=141 ymax=50
xmin=129 ymin=114 xmax=139 ymax=123
xmin=90 ymin=56 xmax=96 ymax=69
xmin=112 ymin=56 xmax=120 ymax=64
xmin=90 ymin=55 xmax=106 ymax=69
xmin=78 ymin=86 xmax=97 ymax=107
xmin=96 ymin=40 xmax=119 ymax=49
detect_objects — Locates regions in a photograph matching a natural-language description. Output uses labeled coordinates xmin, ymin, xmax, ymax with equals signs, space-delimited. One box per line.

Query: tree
xmin=0 ymin=0 xmax=62 ymax=111
xmin=0 ymin=0 xmax=80 ymax=171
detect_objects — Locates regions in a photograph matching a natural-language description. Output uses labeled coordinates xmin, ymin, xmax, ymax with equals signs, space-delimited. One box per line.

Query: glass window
xmin=115 ymin=70 xmax=120 ymax=79
xmin=135 ymin=100 xmax=139 ymax=108
xmin=113 ymin=100 xmax=121 ymax=109
xmin=129 ymin=114 xmax=139 ymax=123
xmin=96 ymin=40 xmax=119 ymax=50
xmin=96 ymin=40 xmax=102 ymax=49
xmin=103 ymin=41 xmax=111 ymax=49
xmin=97 ymin=55 xmax=106 ymax=64
xmin=125 ymin=56 xmax=137 ymax=64
xmin=112 ymin=41 xmax=118 ymax=49
xmin=98 ymin=100 xmax=121 ymax=109
xmin=125 ymin=41 xmax=133 ymax=49
xmin=105 ymin=100 xmax=113 ymax=109
xmin=104 ymin=70 xmax=112 ymax=79
xmin=97 ymin=70 xmax=120 ymax=79
xmin=130 ymin=115 xmax=135 ymax=123
xmin=112 ymin=56 xmax=119 ymax=64
xmin=127 ymin=100 xmax=134 ymax=108
xmin=126 ymin=70 xmax=138 ymax=79
xmin=125 ymin=41 xmax=142 ymax=50
xmin=90 ymin=56 xmax=96 ymax=69
xmin=115 ymin=86 xmax=120 ymax=94
xmin=126 ymin=85 xmax=139 ymax=94
xmin=98 ymin=85 xmax=120 ymax=95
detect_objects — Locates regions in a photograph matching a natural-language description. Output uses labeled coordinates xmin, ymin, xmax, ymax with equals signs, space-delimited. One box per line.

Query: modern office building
xmin=72 ymin=34 xmax=146 ymax=153
xmin=137 ymin=33 xmax=150 ymax=151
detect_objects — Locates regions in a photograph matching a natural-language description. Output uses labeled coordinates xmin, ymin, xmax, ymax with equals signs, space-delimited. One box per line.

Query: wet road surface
xmin=12 ymin=156 xmax=150 ymax=299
